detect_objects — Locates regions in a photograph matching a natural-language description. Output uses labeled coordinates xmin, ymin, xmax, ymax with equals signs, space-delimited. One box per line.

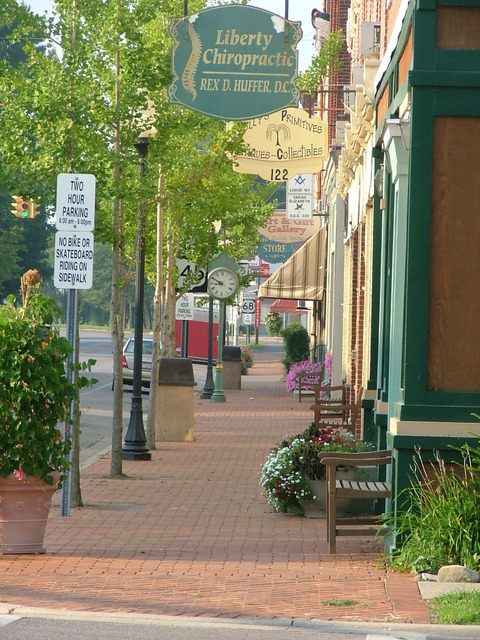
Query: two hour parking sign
xmin=54 ymin=173 xmax=96 ymax=290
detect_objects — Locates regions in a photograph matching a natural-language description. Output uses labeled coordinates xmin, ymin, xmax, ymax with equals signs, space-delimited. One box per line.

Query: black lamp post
xmin=122 ymin=133 xmax=151 ymax=461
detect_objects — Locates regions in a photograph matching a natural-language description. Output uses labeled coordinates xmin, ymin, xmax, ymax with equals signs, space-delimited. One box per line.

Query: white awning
xmin=258 ymin=227 xmax=327 ymax=301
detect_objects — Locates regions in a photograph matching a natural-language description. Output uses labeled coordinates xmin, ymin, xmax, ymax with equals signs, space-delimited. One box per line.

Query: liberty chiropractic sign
xmin=168 ymin=5 xmax=302 ymax=121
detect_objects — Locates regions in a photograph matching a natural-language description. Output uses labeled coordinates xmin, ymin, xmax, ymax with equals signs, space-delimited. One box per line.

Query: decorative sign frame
xmin=169 ymin=5 xmax=301 ymax=121
xmin=233 ymin=108 xmax=328 ymax=181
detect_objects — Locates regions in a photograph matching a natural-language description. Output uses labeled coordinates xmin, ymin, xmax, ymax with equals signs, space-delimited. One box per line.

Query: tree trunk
xmin=110 ymin=42 xmax=126 ymax=478
xmin=164 ymin=236 xmax=177 ymax=357
xmin=147 ymin=168 xmax=163 ymax=449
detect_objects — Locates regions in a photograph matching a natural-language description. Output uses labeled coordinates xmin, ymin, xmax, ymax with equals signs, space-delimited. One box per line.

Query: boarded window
xmin=437 ymin=7 xmax=480 ymax=49
xmin=428 ymin=117 xmax=480 ymax=391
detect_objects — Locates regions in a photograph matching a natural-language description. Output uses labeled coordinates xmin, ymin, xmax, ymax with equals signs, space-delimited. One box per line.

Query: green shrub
xmin=0 ymin=275 xmax=95 ymax=487
xmin=241 ymin=347 xmax=253 ymax=374
xmin=281 ymin=322 xmax=310 ymax=373
xmin=384 ymin=444 xmax=480 ymax=574
xmin=264 ymin=311 xmax=283 ymax=336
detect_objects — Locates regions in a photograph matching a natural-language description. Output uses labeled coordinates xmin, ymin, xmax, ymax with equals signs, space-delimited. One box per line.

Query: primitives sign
xmin=169 ymin=5 xmax=301 ymax=121
xmin=233 ymin=108 xmax=328 ymax=181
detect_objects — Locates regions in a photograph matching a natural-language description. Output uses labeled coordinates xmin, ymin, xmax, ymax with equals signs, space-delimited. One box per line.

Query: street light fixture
xmin=122 ymin=132 xmax=152 ymax=461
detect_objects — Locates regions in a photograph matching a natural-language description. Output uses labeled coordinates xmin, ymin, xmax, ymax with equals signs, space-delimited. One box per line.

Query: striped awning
xmin=258 ymin=227 xmax=327 ymax=301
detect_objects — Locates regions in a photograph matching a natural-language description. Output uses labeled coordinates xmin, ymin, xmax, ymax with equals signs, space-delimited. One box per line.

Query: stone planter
xmin=300 ymin=466 xmax=379 ymax=518
xmin=300 ymin=468 xmax=355 ymax=518
xmin=0 ymin=474 xmax=58 ymax=554
xmin=346 ymin=465 xmax=379 ymax=515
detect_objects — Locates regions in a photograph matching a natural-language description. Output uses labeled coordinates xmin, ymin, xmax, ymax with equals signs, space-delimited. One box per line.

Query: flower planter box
xmin=300 ymin=466 xmax=378 ymax=518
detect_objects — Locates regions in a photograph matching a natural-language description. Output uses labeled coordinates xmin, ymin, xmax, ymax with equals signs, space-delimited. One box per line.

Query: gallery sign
xmin=259 ymin=209 xmax=320 ymax=244
xmin=233 ymin=108 xmax=328 ymax=181
xmin=169 ymin=5 xmax=301 ymax=121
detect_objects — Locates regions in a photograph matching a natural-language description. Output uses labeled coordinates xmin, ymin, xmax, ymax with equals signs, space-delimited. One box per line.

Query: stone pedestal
xmin=223 ymin=346 xmax=241 ymax=390
xmin=155 ymin=358 xmax=195 ymax=442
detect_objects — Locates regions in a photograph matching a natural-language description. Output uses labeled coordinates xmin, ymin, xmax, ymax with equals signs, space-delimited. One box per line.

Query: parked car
xmin=122 ymin=337 xmax=154 ymax=388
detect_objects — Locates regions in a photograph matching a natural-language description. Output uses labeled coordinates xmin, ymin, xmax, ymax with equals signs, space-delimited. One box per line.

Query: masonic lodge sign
xmin=169 ymin=5 xmax=301 ymax=121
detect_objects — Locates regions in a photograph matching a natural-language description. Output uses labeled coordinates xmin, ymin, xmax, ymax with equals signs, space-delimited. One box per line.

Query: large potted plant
xmin=260 ymin=423 xmax=372 ymax=516
xmin=0 ymin=270 xmax=91 ymax=553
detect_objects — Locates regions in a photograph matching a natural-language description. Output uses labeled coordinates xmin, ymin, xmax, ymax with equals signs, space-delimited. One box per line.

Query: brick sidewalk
xmin=0 ymin=339 xmax=431 ymax=624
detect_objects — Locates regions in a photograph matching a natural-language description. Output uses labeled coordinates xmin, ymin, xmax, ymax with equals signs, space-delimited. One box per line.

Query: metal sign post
xmin=54 ymin=173 xmax=96 ymax=516
xmin=61 ymin=288 xmax=78 ymax=517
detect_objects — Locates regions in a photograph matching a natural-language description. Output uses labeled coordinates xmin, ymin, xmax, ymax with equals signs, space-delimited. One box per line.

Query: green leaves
xmin=296 ymin=29 xmax=344 ymax=96
xmin=0 ymin=291 xmax=83 ymax=485
xmin=384 ymin=446 xmax=480 ymax=573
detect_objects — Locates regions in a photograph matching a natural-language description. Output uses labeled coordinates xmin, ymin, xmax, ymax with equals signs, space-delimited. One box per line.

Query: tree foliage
xmin=0 ymin=0 xmax=276 ymax=478
xmin=0 ymin=6 xmax=53 ymax=299
xmin=296 ymin=29 xmax=343 ymax=96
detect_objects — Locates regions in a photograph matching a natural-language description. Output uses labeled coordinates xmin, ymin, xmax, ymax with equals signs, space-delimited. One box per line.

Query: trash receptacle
xmin=155 ymin=358 xmax=195 ymax=441
xmin=222 ymin=346 xmax=241 ymax=390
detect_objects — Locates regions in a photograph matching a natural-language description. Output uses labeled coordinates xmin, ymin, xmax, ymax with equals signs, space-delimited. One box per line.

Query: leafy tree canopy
xmin=296 ymin=30 xmax=343 ymax=96
xmin=0 ymin=0 xmax=275 ymax=300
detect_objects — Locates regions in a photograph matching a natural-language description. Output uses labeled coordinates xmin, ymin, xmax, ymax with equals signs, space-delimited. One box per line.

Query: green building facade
xmin=372 ymin=0 xmax=480 ymax=549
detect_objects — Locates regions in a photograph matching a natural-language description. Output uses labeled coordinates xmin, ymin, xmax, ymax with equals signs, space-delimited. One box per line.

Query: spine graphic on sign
xmin=182 ymin=20 xmax=201 ymax=101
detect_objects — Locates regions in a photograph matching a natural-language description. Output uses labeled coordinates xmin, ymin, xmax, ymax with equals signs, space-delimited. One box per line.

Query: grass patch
xmin=245 ymin=342 xmax=267 ymax=350
xmin=321 ymin=598 xmax=359 ymax=607
xmin=431 ymin=590 xmax=480 ymax=625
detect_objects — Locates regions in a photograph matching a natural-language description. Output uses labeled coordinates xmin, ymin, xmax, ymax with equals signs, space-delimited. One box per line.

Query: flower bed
xmin=241 ymin=347 xmax=253 ymax=374
xmin=260 ymin=423 xmax=372 ymax=513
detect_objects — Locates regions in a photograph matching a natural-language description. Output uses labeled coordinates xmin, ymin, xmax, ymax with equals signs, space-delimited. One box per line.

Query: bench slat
xmin=321 ymin=449 xmax=392 ymax=553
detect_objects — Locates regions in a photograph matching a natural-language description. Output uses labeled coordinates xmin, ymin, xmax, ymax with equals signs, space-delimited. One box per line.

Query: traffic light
xmin=11 ymin=196 xmax=40 ymax=218
xmin=11 ymin=196 xmax=29 ymax=218
xmin=28 ymin=200 xmax=40 ymax=218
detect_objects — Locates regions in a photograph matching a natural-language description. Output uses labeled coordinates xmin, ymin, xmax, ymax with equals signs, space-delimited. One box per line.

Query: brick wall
xmin=346 ymin=224 xmax=366 ymax=435
xmin=323 ymin=0 xmax=352 ymax=147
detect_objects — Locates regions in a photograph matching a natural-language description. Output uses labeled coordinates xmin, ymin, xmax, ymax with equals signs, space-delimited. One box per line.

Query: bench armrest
xmin=319 ymin=450 xmax=392 ymax=467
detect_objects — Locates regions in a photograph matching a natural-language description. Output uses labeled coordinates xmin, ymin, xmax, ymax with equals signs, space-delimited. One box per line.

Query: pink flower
xmin=14 ymin=468 xmax=26 ymax=481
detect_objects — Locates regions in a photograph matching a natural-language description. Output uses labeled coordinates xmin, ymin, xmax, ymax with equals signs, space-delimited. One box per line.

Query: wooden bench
xmin=310 ymin=386 xmax=363 ymax=431
xmin=295 ymin=366 xmax=324 ymax=403
xmin=313 ymin=383 xmax=347 ymax=405
xmin=310 ymin=384 xmax=347 ymax=419
xmin=318 ymin=450 xmax=392 ymax=553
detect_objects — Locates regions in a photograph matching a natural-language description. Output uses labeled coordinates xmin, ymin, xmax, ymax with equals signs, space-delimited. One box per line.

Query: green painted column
xmin=381 ymin=121 xmax=409 ymax=420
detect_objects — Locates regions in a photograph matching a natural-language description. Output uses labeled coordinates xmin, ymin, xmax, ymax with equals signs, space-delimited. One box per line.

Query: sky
xmin=26 ymin=0 xmax=316 ymax=73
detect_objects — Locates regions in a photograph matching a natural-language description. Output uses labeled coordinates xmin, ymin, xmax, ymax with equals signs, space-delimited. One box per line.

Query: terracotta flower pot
xmin=0 ymin=473 xmax=58 ymax=554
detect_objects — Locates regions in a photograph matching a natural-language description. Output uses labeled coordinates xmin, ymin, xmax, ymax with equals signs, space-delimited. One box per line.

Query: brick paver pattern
xmin=0 ymin=339 xmax=431 ymax=624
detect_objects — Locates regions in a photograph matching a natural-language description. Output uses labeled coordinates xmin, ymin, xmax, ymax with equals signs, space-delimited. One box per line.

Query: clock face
xmin=207 ymin=268 xmax=238 ymax=299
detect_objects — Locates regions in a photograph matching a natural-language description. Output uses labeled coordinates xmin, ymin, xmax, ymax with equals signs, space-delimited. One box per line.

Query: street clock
xmin=207 ymin=267 xmax=239 ymax=300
